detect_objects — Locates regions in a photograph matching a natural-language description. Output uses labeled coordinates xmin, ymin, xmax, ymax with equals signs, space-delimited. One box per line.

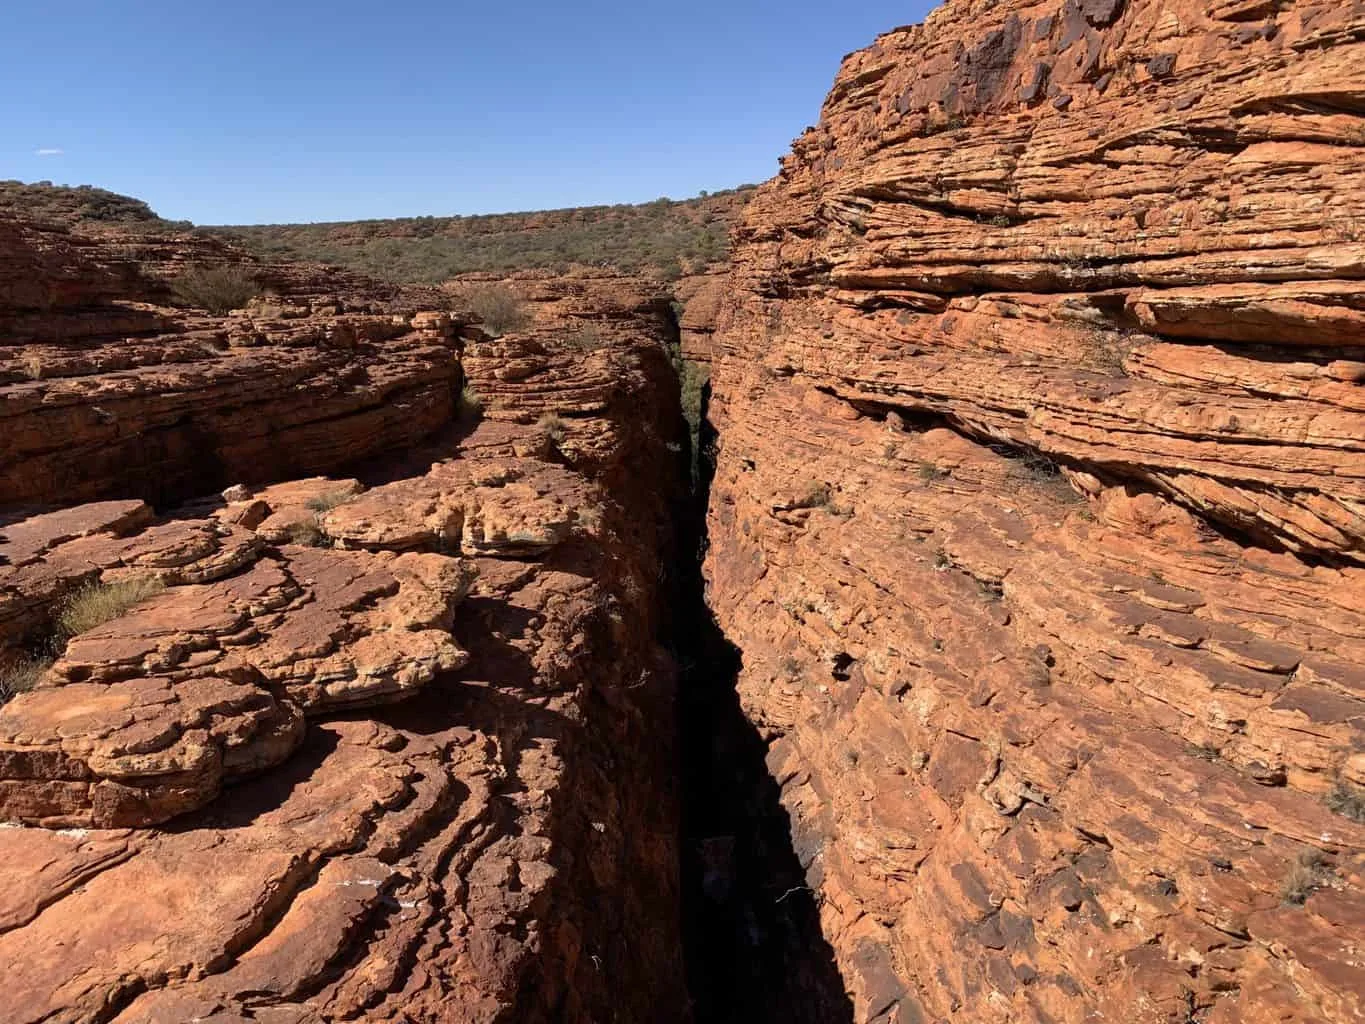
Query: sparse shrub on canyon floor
xmin=538 ymin=412 xmax=568 ymax=444
xmin=285 ymin=519 xmax=329 ymax=547
xmin=1326 ymin=780 xmax=1365 ymax=823
xmin=171 ymin=264 xmax=262 ymax=314
xmin=305 ymin=490 xmax=357 ymax=514
xmin=1280 ymin=851 xmax=1333 ymax=905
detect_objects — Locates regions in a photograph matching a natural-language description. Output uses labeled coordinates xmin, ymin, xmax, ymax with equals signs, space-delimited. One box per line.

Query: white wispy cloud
xmin=35 ymin=147 xmax=64 ymax=157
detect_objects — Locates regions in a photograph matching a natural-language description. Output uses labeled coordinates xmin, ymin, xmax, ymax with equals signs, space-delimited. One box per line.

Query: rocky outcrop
xmin=703 ymin=1 xmax=1365 ymax=1022
xmin=0 ymin=214 xmax=475 ymax=509
xmin=0 ymin=268 xmax=692 ymax=1020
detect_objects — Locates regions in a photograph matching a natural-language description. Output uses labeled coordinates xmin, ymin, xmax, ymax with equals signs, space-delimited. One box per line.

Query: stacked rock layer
xmin=0 ymin=267 xmax=693 ymax=1022
xmin=702 ymin=1 xmax=1365 ymax=1021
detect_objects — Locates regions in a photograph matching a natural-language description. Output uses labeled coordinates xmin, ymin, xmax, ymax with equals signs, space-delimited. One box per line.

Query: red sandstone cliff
xmin=0 ymin=253 xmax=693 ymax=1020
xmin=702 ymin=1 xmax=1365 ymax=1021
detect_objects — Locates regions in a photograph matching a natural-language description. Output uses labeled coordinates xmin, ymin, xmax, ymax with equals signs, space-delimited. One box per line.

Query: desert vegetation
xmin=0 ymin=180 xmax=173 ymax=226
xmin=214 ymin=188 xmax=755 ymax=283
xmin=58 ymin=577 xmax=166 ymax=639
xmin=538 ymin=412 xmax=568 ymax=444
xmin=1 ymin=577 xmax=166 ymax=705
xmin=1280 ymin=851 xmax=1333 ymax=905
xmin=0 ymin=656 xmax=51 ymax=703
xmin=1326 ymin=780 xmax=1365 ymax=822
xmin=458 ymin=385 xmax=484 ymax=422
xmin=562 ymin=325 xmax=607 ymax=352
xmin=453 ymin=283 xmax=530 ymax=335
xmin=171 ymin=265 xmax=262 ymax=314
xmin=305 ymin=490 xmax=357 ymax=514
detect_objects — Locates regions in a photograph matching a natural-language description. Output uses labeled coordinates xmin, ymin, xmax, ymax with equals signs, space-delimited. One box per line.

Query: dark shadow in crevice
xmin=670 ymin=371 xmax=853 ymax=1024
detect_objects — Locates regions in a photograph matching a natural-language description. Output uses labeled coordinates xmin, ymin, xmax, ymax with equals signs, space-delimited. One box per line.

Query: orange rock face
xmin=0 ymin=273 xmax=692 ymax=1020
xmin=703 ymin=1 xmax=1365 ymax=1022
xmin=0 ymin=213 xmax=468 ymax=509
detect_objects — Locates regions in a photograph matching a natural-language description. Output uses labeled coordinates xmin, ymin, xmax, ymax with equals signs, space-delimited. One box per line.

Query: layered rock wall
xmin=703 ymin=1 xmax=1365 ymax=1021
xmin=0 ymin=215 xmax=466 ymax=510
xmin=0 ymin=271 xmax=693 ymax=1021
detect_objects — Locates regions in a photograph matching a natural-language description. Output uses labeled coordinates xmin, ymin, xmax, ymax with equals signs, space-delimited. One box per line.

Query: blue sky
xmin=2 ymin=0 xmax=935 ymax=224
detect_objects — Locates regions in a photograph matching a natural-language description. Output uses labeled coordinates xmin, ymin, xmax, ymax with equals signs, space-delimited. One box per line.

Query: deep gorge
xmin=1 ymin=0 xmax=1363 ymax=1020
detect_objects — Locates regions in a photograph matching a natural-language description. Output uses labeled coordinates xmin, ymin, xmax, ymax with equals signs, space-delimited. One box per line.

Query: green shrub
xmin=171 ymin=265 xmax=261 ymax=314
xmin=212 ymin=188 xmax=756 ymax=284
xmin=458 ymin=386 xmax=484 ymax=422
xmin=680 ymin=360 xmax=709 ymax=439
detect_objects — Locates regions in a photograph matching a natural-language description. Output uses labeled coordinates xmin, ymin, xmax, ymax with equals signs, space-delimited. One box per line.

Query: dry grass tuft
xmin=538 ymin=412 xmax=568 ymax=444
xmin=0 ymin=656 xmax=52 ymax=703
xmin=1006 ymin=452 xmax=1084 ymax=505
xmin=305 ymin=490 xmax=356 ymax=514
xmin=57 ymin=577 xmax=166 ymax=640
xmin=285 ymin=520 xmax=328 ymax=548
xmin=1281 ymin=851 xmax=1331 ymax=905
xmin=453 ymin=284 xmax=530 ymax=335
xmin=1326 ymin=780 xmax=1365 ymax=823
xmin=563 ymin=325 xmax=607 ymax=352
xmin=791 ymin=482 xmax=833 ymax=510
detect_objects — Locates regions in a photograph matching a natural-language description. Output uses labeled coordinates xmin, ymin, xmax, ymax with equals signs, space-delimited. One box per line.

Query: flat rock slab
xmin=0 ymin=539 xmax=473 ymax=826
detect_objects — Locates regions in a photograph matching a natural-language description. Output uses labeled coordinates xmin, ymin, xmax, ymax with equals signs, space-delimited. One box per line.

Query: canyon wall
xmin=0 ymin=245 xmax=694 ymax=1019
xmin=702 ymin=1 xmax=1365 ymax=1021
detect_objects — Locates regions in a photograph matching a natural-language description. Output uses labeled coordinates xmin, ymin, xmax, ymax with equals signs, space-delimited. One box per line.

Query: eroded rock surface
xmin=0 ymin=275 xmax=692 ymax=1021
xmin=703 ymin=1 xmax=1365 ymax=1021
xmin=0 ymin=212 xmax=472 ymax=508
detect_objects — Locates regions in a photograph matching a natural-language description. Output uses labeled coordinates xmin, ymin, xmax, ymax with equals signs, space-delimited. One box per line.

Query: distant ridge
xmin=0 ymin=180 xmax=755 ymax=284
xmin=214 ymin=187 xmax=757 ymax=283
